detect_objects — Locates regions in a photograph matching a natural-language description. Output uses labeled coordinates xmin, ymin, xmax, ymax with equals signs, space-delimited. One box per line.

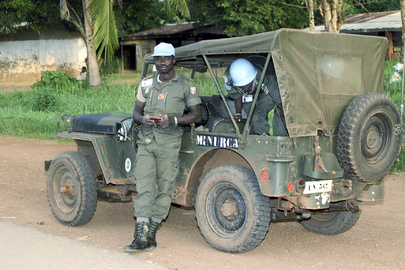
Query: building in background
xmin=118 ymin=22 xmax=228 ymax=72
xmin=312 ymin=11 xmax=402 ymax=60
xmin=0 ymin=25 xmax=87 ymax=82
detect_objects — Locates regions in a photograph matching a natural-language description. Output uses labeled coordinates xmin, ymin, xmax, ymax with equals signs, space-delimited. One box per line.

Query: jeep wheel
xmin=336 ymin=93 xmax=401 ymax=183
xmin=300 ymin=201 xmax=361 ymax=235
xmin=47 ymin=151 xmax=97 ymax=226
xmin=195 ymin=165 xmax=270 ymax=253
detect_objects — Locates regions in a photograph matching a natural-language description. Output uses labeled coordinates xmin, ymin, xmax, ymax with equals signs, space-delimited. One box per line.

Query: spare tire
xmin=336 ymin=92 xmax=401 ymax=183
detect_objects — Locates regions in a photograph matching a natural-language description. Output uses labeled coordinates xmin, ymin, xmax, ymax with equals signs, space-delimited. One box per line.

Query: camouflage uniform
xmin=223 ymin=57 xmax=288 ymax=136
xmin=134 ymin=72 xmax=202 ymax=219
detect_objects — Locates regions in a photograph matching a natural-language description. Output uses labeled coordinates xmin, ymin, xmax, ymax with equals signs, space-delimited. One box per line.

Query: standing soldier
xmin=124 ymin=42 xmax=202 ymax=252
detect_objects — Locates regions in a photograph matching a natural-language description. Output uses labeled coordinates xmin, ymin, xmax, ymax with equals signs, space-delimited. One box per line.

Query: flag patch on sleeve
xmin=141 ymin=78 xmax=153 ymax=87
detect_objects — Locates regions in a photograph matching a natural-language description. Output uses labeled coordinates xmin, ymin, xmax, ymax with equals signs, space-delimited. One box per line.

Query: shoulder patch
xmin=190 ymin=87 xmax=197 ymax=95
xmin=262 ymin=83 xmax=269 ymax=94
xmin=141 ymin=78 xmax=153 ymax=87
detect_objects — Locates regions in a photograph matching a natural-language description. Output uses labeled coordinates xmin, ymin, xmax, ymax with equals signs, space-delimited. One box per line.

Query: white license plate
xmin=303 ymin=180 xmax=333 ymax=194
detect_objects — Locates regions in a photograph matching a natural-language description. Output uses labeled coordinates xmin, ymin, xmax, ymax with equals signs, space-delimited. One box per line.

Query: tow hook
xmin=346 ymin=200 xmax=360 ymax=211
xmin=296 ymin=210 xmax=311 ymax=220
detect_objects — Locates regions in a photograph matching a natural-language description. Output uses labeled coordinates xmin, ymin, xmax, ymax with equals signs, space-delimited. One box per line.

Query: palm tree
xmin=60 ymin=0 xmax=189 ymax=87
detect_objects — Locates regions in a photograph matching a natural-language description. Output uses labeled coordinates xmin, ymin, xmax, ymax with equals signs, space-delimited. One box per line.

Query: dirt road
xmin=0 ymin=136 xmax=404 ymax=270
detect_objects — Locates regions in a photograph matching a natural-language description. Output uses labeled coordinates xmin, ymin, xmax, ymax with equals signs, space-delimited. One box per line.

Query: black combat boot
xmin=148 ymin=220 xmax=161 ymax=248
xmin=123 ymin=221 xmax=152 ymax=252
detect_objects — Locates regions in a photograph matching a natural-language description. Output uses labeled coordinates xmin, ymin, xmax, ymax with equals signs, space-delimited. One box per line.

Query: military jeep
xmin=46 ymin=29 xmax=404 ymax=253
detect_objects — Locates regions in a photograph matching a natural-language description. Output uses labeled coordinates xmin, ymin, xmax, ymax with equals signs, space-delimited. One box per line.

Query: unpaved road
xmin=0 ymin=136 xmax=404 ymax=270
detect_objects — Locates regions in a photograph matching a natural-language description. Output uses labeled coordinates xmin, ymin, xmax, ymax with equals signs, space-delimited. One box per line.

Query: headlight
xmin=64 ymin=116 xmax=76 ymax=131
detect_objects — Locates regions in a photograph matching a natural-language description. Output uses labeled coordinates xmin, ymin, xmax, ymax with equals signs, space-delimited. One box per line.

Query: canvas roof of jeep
xmin=145 ymin=28 xmax=388 ymax=137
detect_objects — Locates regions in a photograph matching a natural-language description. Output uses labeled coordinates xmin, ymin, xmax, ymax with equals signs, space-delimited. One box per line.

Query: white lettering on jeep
xmin=196 ymin=134 xmax=239 ymax=149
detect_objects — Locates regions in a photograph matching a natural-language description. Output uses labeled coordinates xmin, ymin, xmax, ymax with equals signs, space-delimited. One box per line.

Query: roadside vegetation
xmin=0 ymin=60 xmax=404 ymax=171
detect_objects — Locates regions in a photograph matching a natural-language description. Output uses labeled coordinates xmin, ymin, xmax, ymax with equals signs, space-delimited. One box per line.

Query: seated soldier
xmin=223 ymin=57 xmax=288 ymax=136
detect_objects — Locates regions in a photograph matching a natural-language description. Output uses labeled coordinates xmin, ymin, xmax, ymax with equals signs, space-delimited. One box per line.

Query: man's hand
xmin=141 ymin=115 xmax=158 ymax=127
xmin=157 ymin=114 xmax=170 ymax=128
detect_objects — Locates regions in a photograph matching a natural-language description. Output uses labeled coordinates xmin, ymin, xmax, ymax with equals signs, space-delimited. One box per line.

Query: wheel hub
xmin=221 ymin=200 xmax=238 ymax=218
xmin=365 ymin=126 xmax=379 ymax=149
xmin=60 ymin=184 xmax=74 ymax=196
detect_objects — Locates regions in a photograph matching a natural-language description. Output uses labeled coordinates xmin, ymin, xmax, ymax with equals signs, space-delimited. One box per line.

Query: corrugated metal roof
xmin=129 ymin=22 xmax=195 ymax=37
xmin=119 ymin=22 xmax=222 ymax=41
xmin=312 ymin=10 xmax=401 ymax=33
xmin=345 ymin=11 xmax=397 ymax=24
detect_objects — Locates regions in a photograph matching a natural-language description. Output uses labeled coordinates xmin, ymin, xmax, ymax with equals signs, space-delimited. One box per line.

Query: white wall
xmin=0 ymin=29 xmax=87 ymax=81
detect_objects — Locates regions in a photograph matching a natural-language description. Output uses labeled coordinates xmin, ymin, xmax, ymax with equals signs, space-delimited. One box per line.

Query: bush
xmin=31 ymin=87 xmax=59 ymax=112
xmin=100 ymin=59 xmax=121 ymax=75
xmin=31 ymin=70 xmax=76 ymax=90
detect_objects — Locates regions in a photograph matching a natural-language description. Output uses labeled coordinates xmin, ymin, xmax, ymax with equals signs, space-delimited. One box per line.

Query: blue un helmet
xmin=229 ymin=58 xmax=258 ymax=87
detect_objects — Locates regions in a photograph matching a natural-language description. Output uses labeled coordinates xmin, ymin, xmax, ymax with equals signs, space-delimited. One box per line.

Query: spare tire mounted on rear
xmin=336 ymin=92 xmax=401 ymax=183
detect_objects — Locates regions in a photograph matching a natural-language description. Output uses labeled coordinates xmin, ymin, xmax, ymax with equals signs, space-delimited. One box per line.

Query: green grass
xmin=1 ymin=62 xmax=405 ymax=171
xmin=384 ymin=60 xmax=405 ymax=172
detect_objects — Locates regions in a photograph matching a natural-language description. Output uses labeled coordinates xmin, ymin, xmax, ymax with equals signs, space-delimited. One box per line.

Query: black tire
xmin=300 ymin=202 xmax=361 ymax=235
xmin=195 ymin=165 xmax=270 ymax=253
xmin=336 ymin=93 xmax=401 ymax=183
xmin=47 ymin=151 xmax=97 ymax=226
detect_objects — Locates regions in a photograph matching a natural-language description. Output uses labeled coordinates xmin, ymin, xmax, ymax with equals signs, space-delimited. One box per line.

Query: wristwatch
xmin=174 ymin=116 xmax=178 ymax=126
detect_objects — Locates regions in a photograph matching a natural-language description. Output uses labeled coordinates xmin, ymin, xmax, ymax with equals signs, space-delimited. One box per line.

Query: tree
xmin=401 ymin=0 xmax=405 ymax=44
xmin=349 ymin=0 xmax=399 ymax=13
xmin=0 ymin=0 xmax=65 ymax=34
xmin=320 ymin=0 xmax=345 ymax=33
xmin=114 ymin=0 xmax=189 ymax=37
xmin=60 ymin=0 xmax=189 ymax=87
xmin=114 ymin=1 xmax=165 ymax=36
xmin=319 ymin=0 xmax=400 ymax=33
xmin=60 ymin=0 xmax=119 ymax=87
xmin=188 ymin=0 xmax=308 ymax=36
xmin=306 ymin=0 xmax=315 ymax=31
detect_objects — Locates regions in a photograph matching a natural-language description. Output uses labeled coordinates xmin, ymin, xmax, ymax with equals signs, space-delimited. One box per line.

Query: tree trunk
xmin=82 ymin=0 xmax=101 ymax=87
xmin=321 ymin=0 xmax=344 ymax=33
xmin=401 ymin=0 xmax=405 ymax=44
xmin=306 ymin=0 xmax=315 ymax=31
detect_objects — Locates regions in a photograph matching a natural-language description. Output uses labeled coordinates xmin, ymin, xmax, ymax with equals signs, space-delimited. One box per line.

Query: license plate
xmin=303 ymin=180 xmax=333 ymax=194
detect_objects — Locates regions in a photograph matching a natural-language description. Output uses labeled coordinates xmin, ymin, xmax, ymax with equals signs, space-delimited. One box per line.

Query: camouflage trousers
xmin=133 ymin=136 xmax=180 ymax=220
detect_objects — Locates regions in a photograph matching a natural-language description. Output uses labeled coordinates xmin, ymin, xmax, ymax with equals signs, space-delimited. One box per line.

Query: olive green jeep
xmin=46 ymin=29 xmax=404 ymax=253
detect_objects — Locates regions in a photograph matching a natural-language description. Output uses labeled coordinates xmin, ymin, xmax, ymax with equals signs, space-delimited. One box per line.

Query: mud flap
xmin=356 ymin=180 xmax=384 ymax=202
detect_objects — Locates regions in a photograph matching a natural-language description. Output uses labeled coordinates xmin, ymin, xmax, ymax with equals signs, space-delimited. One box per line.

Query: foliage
xmin=30 ymin=71 xmax=78 ymax=112
xmin=0 ymin=72 xmax=136 ymax=140
xmin=188 ymin=0 xmax=308 ymax=36
xmin=383 ymin=60 xmax=405 ymax=172
xmin=0 ymin=0 xmax=67 ymax=34
xmin=88 ymin=0 xmax=119 ymax=62
xmin=114 ymin=0 xmax=164 ymax=36
xmin=114 ymin=0 xmax=190 ymax=36
xmin=31 ymin=87 xmax=59 ymax=112
xmin=31 ymin=70 xmax=76 ymax=90
xmin=348 ymin=0 xmax=400 ymax=14
xmin=166 ymin=0 xmax=190 ymax=18
xmin=100 ymin=59 xmax=122 ymax=75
